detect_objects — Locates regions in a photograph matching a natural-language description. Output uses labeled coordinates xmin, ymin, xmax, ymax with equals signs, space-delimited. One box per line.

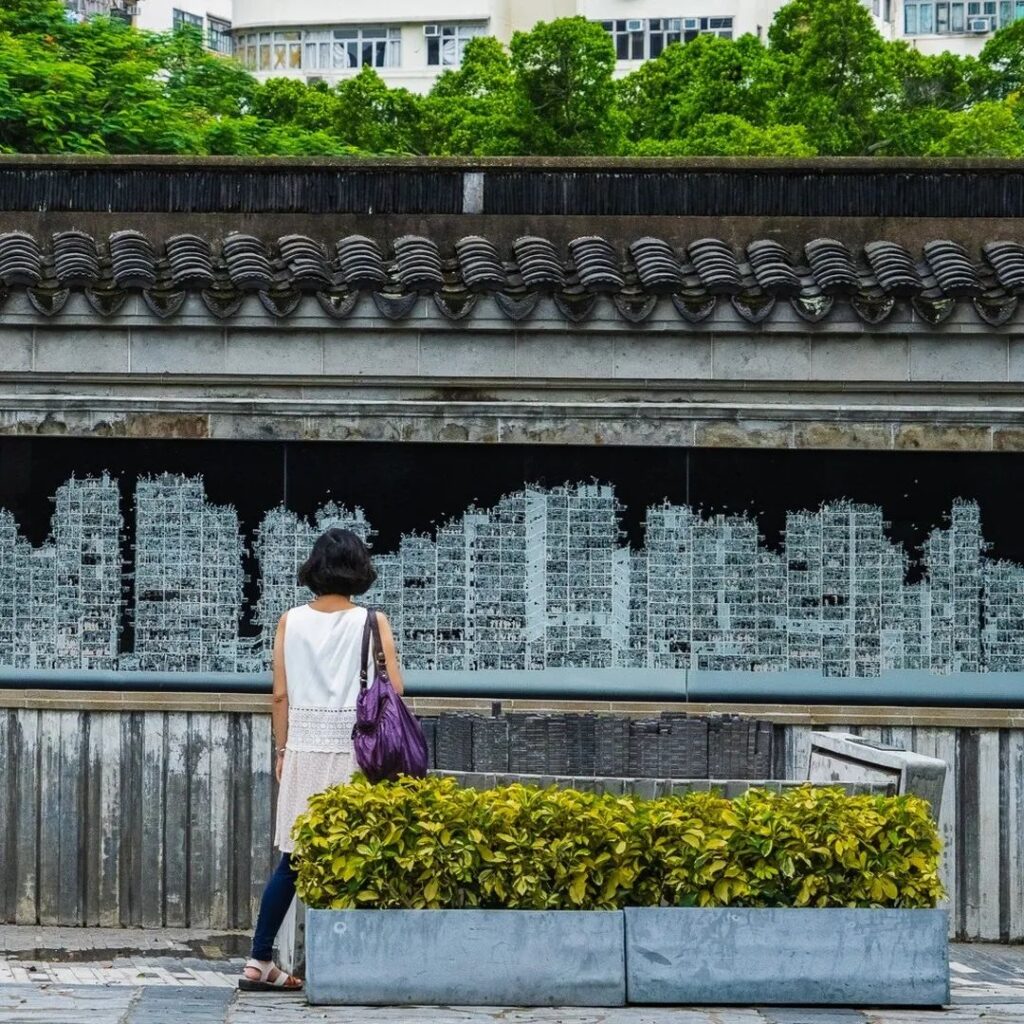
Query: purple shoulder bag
xmin=351 ymin=609 xmax=429 ymax=783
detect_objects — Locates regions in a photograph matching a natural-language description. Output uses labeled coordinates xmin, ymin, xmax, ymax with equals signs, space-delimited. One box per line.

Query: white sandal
xmin=238 ymin=958 xmax=303 ymax=991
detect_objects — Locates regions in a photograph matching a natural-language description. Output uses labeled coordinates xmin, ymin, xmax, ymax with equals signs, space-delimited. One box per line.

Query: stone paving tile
xmin=127 ymin=986 xmax=235 ymax=1024
xmin=759 ymin=1012 xmax=866 ymax=1024
xmin=0 ymin=983 xmax=138 ymax=1024
xmin=226 ymin=1002 xmax=768 ymax=1024
xmin=0 ymin=926 xmax=249 ymax=956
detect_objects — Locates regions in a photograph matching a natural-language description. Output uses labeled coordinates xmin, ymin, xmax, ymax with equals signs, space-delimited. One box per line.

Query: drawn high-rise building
xmin=921 ymin=499 xmax=985 ymax=674
xmin=982 ymin=560 xmax=1024 ymax=671
xmin=465 ymin=494 xmax=529 ymax=670
xmin=624 ymin=549 xmax=649 ymax=668
xmin=0 ymin=511 xmax=18 ymax=665
xmin=53 ymin=475 xmax=123 ymax=669
xmin=524 ymin=484 xmax=626 ymax=668
xmin=130 ymin=475 xmax=246 ymax=672
xmin=783 ymin=502 xmax=908 ymax=677
xmin=0 ymin=475 xmax=122 ymax=669
xmin=253 ymin=502 xmax=374 ymax=656
xmin=644 ymin=504 xmax=695 ymax=669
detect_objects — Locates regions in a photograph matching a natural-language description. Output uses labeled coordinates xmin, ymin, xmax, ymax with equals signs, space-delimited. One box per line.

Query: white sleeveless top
xmin=283 ymin=604 xmax=369 ymax=753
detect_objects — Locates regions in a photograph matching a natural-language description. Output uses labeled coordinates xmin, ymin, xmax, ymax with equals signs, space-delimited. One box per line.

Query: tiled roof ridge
xmin=1 ymin=230 xmax=1022 ymax=327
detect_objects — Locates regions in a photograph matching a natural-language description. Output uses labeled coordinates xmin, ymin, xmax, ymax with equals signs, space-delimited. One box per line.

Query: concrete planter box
xmin=306 ymin=909 xmax=626 ymax=1006
xmin=625 ymin=907 xmax=949 ymax=1007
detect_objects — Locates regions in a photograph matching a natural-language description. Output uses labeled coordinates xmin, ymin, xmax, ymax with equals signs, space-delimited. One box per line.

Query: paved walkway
xmin=1 ymin=927 xmax=1023 ymax=1023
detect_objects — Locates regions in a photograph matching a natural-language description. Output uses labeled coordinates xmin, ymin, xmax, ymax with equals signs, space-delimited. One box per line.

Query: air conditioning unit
xmin=968 ymin=15 xmax=992 ymax=30
xmin=625 ymin=18 xmax=643 ymax=30
xmin=423 ymin=23 xmax=440 ymax=36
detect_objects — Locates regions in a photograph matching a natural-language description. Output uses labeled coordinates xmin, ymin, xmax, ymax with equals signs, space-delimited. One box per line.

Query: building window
xmin=601 ymin=20 xmax=646 ymax=59
xmin=332 ymin=26 xmax=402 ymax=68
xmin=241 ymin=25 xmax=401 ymax=71
xmin=172 ymin=8 xmax=203 ymax=32
xmin=207 ymin=15 xmax=232 ymax=54
xmin=600 ymin=16 xmax=732 ymax=59
xmin=426 ymin=23 xmax=486 ymax=67
xmin=648 ymin=18 xmax=682 ymax=57
xmin=273 ymin=30 xmax=302 ymax=70
xmin=904 ymin=0 xmax=1022 ymax=31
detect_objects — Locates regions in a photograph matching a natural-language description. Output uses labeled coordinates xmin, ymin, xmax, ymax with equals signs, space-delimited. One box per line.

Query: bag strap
xmin=359 ymin=608 xmax=389 ymax=690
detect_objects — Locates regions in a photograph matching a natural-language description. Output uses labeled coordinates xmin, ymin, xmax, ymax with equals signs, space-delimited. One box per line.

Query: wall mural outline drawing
xmin=0 ymin=472 xmax=1020 ymax=678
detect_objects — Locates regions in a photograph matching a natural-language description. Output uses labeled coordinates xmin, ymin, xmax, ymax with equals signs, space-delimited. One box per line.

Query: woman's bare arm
xmin=271 ymin=614 xmax=288 ymax=781
xmin=376 ymin=611 xmax=404 ymax=695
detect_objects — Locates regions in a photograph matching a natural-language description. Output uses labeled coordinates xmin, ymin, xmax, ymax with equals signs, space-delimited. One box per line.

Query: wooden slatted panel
xmin=37 ymin=710 xmax=62 ymax=926
xmin=231 ymin=715 xmax=253 ymax=930
xmin=14 ymin=710 xmax=39 ymax=924
xmin=1006 ymin=731 xmax=1024 ymax=942
xmin=0 ymin=707 xmax=1022 ymax=938
xmin=250 ymin=713 xmax=274 ymax=927
xmin=913 ymin=726 xmax=958 ymax=938
xmin=978 ymin=729 xmax=1002 ymax=940
xmin=187 ymin=713 xmax=213 ymax=929
xmin=58 ymin=711 xmax=84 ymax=925
xmin=164 ymin=712 xmax=189 ymax=929
xmin=0 ymin=712 xmax=15 ymax=922
xmin=209 ymin=712 xmax=232 ymax=930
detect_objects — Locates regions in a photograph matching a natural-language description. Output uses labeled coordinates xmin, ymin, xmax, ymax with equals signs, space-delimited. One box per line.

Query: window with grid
xmin=600 ymin=16 xmax=732 ymax=58
xmin=904 ymin=0 xmax=1023 ymax=30
xmin=240 ymin=25 xmax=401 ymax=70
xmin=648 ymin=18 xmax=682 ymax=56
xmin=600 ymin=20 xmax=645 ymax=60
xmin=426 ymin=24 xmax=486 ymax=66
xmin=207 ymin=16 xmax=232 ymax=54
xmin=172 ymin=8 xmax=203 ymax=31
xmin=272 ymin=30 xmax=302 ymax=70
xmin=331 ymin=26 xmax=402 ymax=68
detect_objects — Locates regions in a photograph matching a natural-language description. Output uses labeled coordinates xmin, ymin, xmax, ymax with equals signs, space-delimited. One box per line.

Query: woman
xmin=240 ymin=528 xmax=403 ymax=991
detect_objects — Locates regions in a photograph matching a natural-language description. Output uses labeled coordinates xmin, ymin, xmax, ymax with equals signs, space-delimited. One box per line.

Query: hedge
xmin=292 ymin=776 xmax=942 ymax=911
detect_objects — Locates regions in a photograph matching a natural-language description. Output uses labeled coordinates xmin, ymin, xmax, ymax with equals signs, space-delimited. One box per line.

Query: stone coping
xmin=0 ymin=687 xmax=1021 ymax=727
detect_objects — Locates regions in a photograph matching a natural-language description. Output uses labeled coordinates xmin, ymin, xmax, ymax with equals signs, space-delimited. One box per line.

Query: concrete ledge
xmin=3 ymin=688 xmax=1024 ymax=727
xmin=624 ymin=907 xmax=950 ymax=1006
xmin=305 ymin=909 xmax=626 ymax=1006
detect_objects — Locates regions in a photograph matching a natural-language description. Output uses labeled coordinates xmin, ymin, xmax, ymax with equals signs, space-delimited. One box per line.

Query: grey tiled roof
xmin=1 ymin=229 xmax=1023 ymax=326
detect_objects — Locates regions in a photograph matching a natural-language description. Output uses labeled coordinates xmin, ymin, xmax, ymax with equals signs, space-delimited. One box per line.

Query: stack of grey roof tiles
xmin=421 ymin=711 xmax=774 ymax=781
xmin=2 ymin=229 xmax=1023 ymax=326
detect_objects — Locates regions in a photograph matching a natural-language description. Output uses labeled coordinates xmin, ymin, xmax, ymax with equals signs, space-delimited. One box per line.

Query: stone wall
xmin=0 ymin=291 xmax=1021 ymax=449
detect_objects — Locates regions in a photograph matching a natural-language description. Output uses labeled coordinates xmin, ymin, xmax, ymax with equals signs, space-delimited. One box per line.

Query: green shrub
xmin=292 ymin=776 xmax=942 ymax=911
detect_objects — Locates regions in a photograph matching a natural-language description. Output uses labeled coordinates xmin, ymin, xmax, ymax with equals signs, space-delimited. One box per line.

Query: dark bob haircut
xmin=297 ymin=528 xmax=377 ymax=597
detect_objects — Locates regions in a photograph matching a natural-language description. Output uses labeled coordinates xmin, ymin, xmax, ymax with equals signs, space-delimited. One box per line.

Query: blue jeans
xmin=250 ymin=854 xmax=298 ymax=962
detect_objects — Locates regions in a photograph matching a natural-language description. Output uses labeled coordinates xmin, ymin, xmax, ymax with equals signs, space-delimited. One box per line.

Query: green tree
xmin=926 ymin=99 xmax=1024 ymax=155
xmin=420 ymin=36 xmax=517 ymax=154
xmin=633 ymin=115 xmax=816 ymax=156
xmin=508 ymin=17 xmax=623 ymax=155
xmin=162 ymin=23 xmax=256 ymax=118
xmin=0 ymin=5 xmax=199 ymax=153
xmin=333 ymin=66 xmax=422 ymax=153
xmin=977 ymin=20 xmax=1024 ymax=99
xmin=768 ymin=0 xmax=897 ymax=154
xmin=618 ymin=33 xmax=784 ymax=143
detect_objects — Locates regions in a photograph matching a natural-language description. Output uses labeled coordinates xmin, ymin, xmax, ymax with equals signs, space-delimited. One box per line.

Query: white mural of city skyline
xmin=0 ymin=472 xmax=1020 ymax=677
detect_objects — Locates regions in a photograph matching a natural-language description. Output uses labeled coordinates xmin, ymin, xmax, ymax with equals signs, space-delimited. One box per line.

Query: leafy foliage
xmin=292 ymin=777 xmax=943 ymax=911
xmin=4 ymin=0 xmax=1024 ymax=155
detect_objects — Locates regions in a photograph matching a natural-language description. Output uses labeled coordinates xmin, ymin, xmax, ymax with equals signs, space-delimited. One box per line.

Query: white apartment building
xmin=871 ymin=0 xmax=1024 ymax=55
xmin=230 ymin=0 xmax=783 ymax=92
xmin=134 ymin=0 xmax=233 ymax=51
xmin=232 ymin=0 xmax=1008 ymax=93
